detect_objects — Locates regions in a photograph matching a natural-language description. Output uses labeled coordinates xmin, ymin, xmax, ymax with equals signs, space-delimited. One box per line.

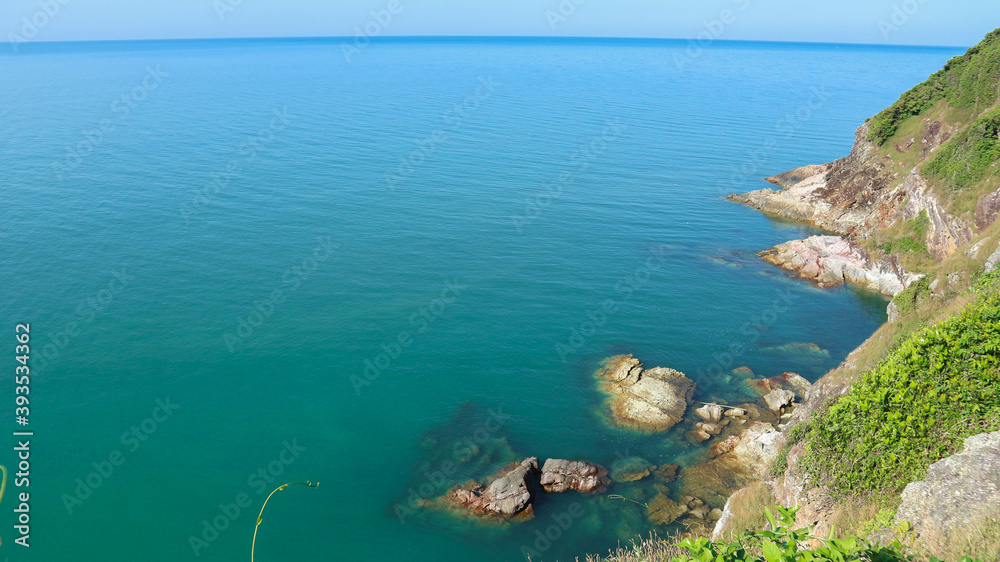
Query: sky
xmin=2 ymin=0 xmax=999 ymax=47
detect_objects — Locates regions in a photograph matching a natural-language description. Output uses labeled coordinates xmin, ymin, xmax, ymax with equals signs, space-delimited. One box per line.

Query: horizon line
xmin=11 ymin=34 xmax=969 ymax=51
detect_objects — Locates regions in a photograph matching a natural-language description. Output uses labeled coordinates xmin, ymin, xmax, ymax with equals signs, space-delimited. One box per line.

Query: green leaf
xmin=762 ymin=539 xmax=783 ymax=562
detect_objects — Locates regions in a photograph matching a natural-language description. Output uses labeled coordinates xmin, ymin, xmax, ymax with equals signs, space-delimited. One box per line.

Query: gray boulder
xmin=451 ymin=457 xmax=540 ymax=517
xmin=896 ymin=431 xmax=1000 ymax=547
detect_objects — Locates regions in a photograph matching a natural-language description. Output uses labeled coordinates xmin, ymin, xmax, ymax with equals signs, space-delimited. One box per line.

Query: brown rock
xmin=647 ymin=488 xmax=689 ymax=526
xmin=654 ymin=463 xmax=680 ymax=483
xmin=595 ymin=355 xmax=696 ymax=432
xmin=539 ymin=459 xmax=609 ymax=494
xmin=450 ymin=457 xmax=540 ymax=518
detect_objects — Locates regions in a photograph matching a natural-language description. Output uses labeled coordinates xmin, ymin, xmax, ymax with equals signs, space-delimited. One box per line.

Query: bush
xmin=799 ymin=286 xmax=1000 ymax=496
xmin=924 ymin=106 xmax=1000 ymax=190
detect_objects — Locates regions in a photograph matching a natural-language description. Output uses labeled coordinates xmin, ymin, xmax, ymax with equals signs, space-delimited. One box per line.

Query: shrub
xmin=799 ymin=286 xmax=1000 ymax=496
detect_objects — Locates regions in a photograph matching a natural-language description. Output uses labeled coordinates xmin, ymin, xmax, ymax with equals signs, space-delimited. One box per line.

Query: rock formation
xmin=539 ymin=459 xmax=609 ymax=494
xmin=679 ymin=422 xmax=786 ymax=507
xmin=895 ymin=431 xmax=1000 ymax=549
xmin=760 ymin=235 xmax=921 ymax=296
xmin=594 ymin=355 xmax=696 ymax=432
xmin=730 ymin=123 xmax=972 ymax=260
xmin=450 ymin=457 xmax=540 ymax=518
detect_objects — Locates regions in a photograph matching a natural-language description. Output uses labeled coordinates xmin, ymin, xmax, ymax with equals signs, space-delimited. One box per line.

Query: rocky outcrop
xmin=975 ymin=188 xmax=1000 ymax=231
xmin=732 ymin=123 xmax=972 ymax=262
xmin=767 ymin=164 xmax=832 ymax=188
xmin=760 ymin=235 xmax=922 ymax=296
xmin=763 ymin=389 xmax=795 ymax=413
xmin=895 ymin=431 xmax=1000 ymax=548
xmin=744 ymin=372 xmax=812 ymax=399
xmin=897 ymin=173 xmax=973 ymax=260
xmin=679 ymin=422 xmax=786 ymax=507
xmin=987 ymin=243 xmax=1000 ymax=273
xmin=595 ymin=355 xmax=696 ymax=432
xmin=539 ymin=459 xmax=609 ymax=494
xmin=450 ymin=457 xmax=540 ymax=518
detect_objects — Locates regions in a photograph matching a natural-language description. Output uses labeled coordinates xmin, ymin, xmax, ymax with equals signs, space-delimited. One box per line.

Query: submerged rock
xmin=654 ymin=463 xmax=680 ymax=483
xmin=896 ymin=431 xmax=1000 ymax=548
xmin=539 ymin=459 xmax=609 ymax=494
xmin=594 ymin=355 xmax=696 ymax=432
xmin=647 ymin=487 xmax=689 ymax=526
xmin=450 ymin=457 xmax=540 ymax=518
xmin=611 ymin=456 xmax=656 ymax=483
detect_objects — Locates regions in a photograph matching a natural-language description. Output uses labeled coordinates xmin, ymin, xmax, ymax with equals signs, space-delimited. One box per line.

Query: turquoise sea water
xmin=0 ymin=38 xmax=964 ymax=561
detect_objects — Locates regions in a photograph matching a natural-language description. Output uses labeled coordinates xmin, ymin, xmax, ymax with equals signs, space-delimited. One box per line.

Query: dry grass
xmin=581 ymin=531 xmax=689 ymax=562
xmin=891 ymin=515 xmax=1000 ymax=562
xmin=712 ymin=482 xmax=776 ymax=542
xmin=825 ymin=494 xmax=890 ymax=539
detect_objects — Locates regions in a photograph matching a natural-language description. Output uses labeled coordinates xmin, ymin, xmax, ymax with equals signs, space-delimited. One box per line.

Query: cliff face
xmin=730 ymin=121 xmax=974 ymax=261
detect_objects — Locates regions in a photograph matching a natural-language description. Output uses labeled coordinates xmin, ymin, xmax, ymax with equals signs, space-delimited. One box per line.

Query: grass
xmin=581 ymin=532 xmax=688 ymax=562
xmin=918 ymin=516 xmax=1000 ymax=562
xmin=712 ymin=482 xmax=777 ymax=542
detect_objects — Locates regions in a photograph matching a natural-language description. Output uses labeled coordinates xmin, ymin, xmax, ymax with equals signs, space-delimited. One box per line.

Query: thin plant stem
xmin=251 ymin=480 xmax=320 ymax=562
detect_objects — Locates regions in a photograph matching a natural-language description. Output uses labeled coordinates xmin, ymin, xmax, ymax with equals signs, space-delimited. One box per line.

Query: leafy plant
xmin=924 ymin=106 xmax=1000 ymax=190
xmin=799 ymin=284 xmax=1000 ymax=496
xmin=670 ymin=506 xmax=917 ymax=562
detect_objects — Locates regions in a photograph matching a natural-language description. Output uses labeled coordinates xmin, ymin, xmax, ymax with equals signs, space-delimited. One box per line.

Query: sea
xmin=0 ymin=36 xmax=964 ymax=561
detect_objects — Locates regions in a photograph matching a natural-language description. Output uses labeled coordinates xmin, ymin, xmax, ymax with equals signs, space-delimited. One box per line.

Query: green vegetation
xmin=891 ymin=276 xmax=932 ymax=317
xmin=867 ymin=29 xmax=1000 ymax=146
xmin=669 ymin=507 xmax=969 ymax=562
xmin=798 ymin=272 xmax=1000 ymax=496
xmin=924 ymin=106 xmax=1000 ymax=190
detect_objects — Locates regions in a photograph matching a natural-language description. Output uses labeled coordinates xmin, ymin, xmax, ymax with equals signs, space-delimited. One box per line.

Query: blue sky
xmin=3 ymin=0 xmax=998 ymax=47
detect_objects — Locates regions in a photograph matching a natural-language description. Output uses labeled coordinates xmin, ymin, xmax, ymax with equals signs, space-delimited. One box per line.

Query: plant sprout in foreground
xmin=251 ymin=480 xmax=320 ymax=562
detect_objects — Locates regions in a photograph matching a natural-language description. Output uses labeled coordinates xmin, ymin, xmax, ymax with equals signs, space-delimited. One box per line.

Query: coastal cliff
xmin=715 ymin=27 xmax=1000 ymax=559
